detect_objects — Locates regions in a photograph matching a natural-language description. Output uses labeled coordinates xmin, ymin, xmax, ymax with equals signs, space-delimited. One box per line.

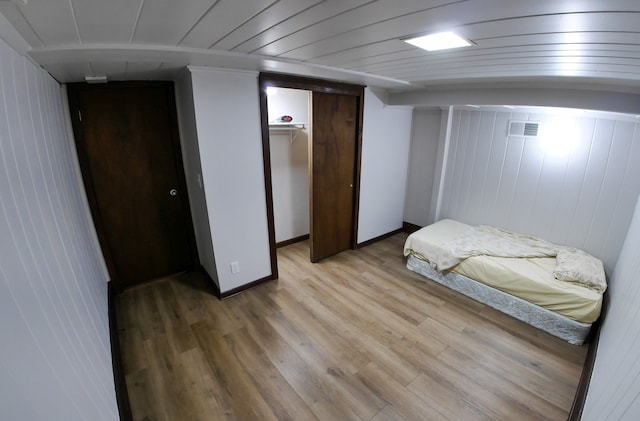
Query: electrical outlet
xmin=230 ymin=261 xmax=240 ymax=274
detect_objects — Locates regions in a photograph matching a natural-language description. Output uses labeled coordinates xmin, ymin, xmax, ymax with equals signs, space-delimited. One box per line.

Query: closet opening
xmin=258 ymin=73 xmax=365 ymax=278
xmin=266 ymin=86 xmax=311 ymax=250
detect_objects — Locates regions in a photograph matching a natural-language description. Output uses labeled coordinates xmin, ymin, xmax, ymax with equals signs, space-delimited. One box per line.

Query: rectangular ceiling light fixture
xmin=404 ymin=31 xmax=472 ymax=51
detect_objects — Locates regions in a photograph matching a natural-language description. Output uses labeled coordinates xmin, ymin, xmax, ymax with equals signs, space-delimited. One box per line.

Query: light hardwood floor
xmin=117 ymin=233 xmax=587 ymax=421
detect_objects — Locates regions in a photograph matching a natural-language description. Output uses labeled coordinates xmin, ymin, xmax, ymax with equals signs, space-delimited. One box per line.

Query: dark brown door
xmin=68 ymin=83 xmax=195 ymax=289
xmin=310 ymin=92 xmax=358 ymax=261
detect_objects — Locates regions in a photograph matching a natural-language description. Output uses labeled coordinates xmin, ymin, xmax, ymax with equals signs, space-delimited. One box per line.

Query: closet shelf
xmin=269 ymin=122 xmax=307 ymax=143
xmin=269 ymin=122 xmax=307 ymax=129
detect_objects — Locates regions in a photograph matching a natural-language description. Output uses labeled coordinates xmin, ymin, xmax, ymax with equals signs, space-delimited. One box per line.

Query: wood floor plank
xmin=419 ymin=317 xmax=573 ymax=412
xmin=437 ymin=346 xmax=570 ymax=420
xmin=406 ymin=372 xmax=495 ymax=421
xmin=242 ymin=316 xmax=327 ymax=408
xmin=175 ymin=347 xmax=229 ymax=420
xmin=117 ymin=233 xmax=587 ymax=420
xmin=275 ymin=287 xmax=421 ymax=386
xmin=371 ymin=405 xmax=408 ymax=421
xmin=266 ymin=309 xmax=387 ymax=420
xmin=356 ymin=362 xmax=448 ymax=421
xmin=190 ymin=321 xmax=279 ymax=421
xmin=224 ymin=327 xmax=319 ymax=421
xmin=403 ymin=344 xmax=548 ymax=421
xmin=268 ymin=286 xmax=370 ymax=375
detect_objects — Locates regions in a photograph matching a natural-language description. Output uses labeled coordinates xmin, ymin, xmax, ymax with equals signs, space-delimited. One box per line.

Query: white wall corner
xmin=367 ymin=87 xmax=389 ymax=106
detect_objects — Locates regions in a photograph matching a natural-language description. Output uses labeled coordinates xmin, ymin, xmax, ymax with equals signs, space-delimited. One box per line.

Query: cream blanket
xmin=434 ymin=224 xmax=607 ymax=293
xmin=435 ymin=225 xmax=560 ymax=271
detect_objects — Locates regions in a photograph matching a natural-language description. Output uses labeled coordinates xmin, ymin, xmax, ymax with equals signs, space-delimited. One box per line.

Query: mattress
xmin=406 ymin=255 xmax=592 ymax=345
xmin=404 ymin=219 xmax=603 ymax=324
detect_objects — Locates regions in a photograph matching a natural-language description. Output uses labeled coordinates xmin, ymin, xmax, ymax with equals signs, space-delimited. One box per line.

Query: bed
xmin=403 ymin=219 xmax=605 ymax=345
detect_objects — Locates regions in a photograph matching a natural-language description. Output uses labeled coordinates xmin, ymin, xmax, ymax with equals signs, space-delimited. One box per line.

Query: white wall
xmin=0 ymin=38 xmax=118 ymax=419
xmin=358 ymin=88 xmax=413 ymax=243
xmin=404 ymin=108 xmax=441 ymax=227
xmin=435 ymin=107 xmax=640 ymax=272
xmin=174 ymin=69 xmax=218 ymax=286
xmin=582 ymin=196 xmax=640 ymax=420
xmin=267 ymin=88 xmax=310 ymax=243
xmin=267 ymin=87 xmax=308 ymax=125
xmin=188 ymin=67 xmax=271 ymax=293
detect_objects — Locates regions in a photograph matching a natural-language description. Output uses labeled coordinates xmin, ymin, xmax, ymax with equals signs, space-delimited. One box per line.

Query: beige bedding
xmin=403 ymin=219 xmax=603 ymax=323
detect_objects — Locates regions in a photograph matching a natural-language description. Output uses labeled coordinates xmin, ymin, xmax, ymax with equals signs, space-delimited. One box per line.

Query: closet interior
xmin=267 ymin=87 xmax=311 ymax=247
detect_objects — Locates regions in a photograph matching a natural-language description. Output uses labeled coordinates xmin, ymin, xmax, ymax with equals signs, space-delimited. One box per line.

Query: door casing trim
xmin=258 ymin=72 xmax=365 ymax=276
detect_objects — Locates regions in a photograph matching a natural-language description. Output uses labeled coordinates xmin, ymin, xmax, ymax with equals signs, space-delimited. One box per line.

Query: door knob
xmin=169 ymin=189 xmax=178 ymax=196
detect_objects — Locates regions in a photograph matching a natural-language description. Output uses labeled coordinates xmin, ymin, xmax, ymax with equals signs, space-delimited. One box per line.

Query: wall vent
xmin=508 ymin=120 xmax=539 ymax=137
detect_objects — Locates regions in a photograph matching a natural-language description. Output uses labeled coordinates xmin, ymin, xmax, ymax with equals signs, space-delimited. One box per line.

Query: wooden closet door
xmin=69 ymin=83 xmax=195 ymax=290
xmin=310 ymin=92 xmax=358 ymax=262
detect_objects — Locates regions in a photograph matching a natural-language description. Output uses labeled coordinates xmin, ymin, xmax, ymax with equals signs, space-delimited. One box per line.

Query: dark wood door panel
xmin=311 ymin=92 xmax=358 ymax=262
xmin=69 ymin=83 xmax=195 ymax=289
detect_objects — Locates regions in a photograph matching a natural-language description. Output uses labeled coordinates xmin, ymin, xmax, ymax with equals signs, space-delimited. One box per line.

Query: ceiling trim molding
xmin=187 ymin=65 xmax=259 ymax=77
xmin=388 ymin=86 xmax=640 ymax=116
xmin=28 ymin=43 xmax=415 ymax=88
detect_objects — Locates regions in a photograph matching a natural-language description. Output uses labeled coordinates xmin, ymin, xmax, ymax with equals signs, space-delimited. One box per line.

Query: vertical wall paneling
xmin=436 ymin=107 xmax=640 ymax=272
xmin=357 ymin=88 xmax=413 ymax=243
xmin=0 ymin=38 xmax=117 ymax=420
xmin=582 ymin=196 xmax=640 ymax=420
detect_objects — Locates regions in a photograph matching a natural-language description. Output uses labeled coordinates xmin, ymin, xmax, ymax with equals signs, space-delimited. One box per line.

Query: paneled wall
xmin=0 ymin=39 xmax=118 ymax=419
xmin=438 ymin=107 xmax=640 ymax=272
xmin=583 ymin=196 xmax=640 ymax=419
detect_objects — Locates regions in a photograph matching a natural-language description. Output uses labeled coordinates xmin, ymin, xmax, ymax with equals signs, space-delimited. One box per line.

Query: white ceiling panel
xmin=132 ymin=0 xmax=216 ymax=45
xmin=313 ymin=40 xmax=417 ymax=67
xmin=18 ymin=0 xmax=79 ymax=45
xmin=88 ymin=60 xmax=127 ymax=78
xmin=71 ymin=0 xmax=141 ymax=43
xmin=42 ymin=62 xmax=92 ymax=83
xmin=252 ymin=0 xmax=453 ymax=57
xmin=277 ymin=4 xmax=640 ymax=61
xmin=381 ymin=57 xmax=640 ymax=80
xmin=230 ymin=0 xmax=377 ymax=53
xmin=124 ymin=61 xmax=163 ymax=74
xmin=0 ymin=2 xmax=43 ymax=47
xmin=120 ymin=62 xmax=179 ymax=81
xmin=462 ymin=13 xmax=640 ymax=42
xmin=360 ymin=48 xmax=640 ymax=74
xmin=395 ymin=63 xmax=640 ymax=83
xmin=2 ymin=0 xmax=640 ymax=90
xmin=321 ymin=29 xmax=640 ymax=70
xmin=179 ymin=0 xmax=276 ymax=49
xmin=211 ymin=0 xmax=323 ymax=51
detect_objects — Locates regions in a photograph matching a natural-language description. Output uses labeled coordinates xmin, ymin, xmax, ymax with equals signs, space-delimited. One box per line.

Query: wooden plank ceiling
xmin=1 ymin=0 xmax=640 ymax=90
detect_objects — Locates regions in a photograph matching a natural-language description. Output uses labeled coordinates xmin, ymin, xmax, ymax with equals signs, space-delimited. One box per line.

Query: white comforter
xmin=435 ymin=225 xmax=560 ymax=271
xmin=427 ymin=223 xmax=607 ymax=293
